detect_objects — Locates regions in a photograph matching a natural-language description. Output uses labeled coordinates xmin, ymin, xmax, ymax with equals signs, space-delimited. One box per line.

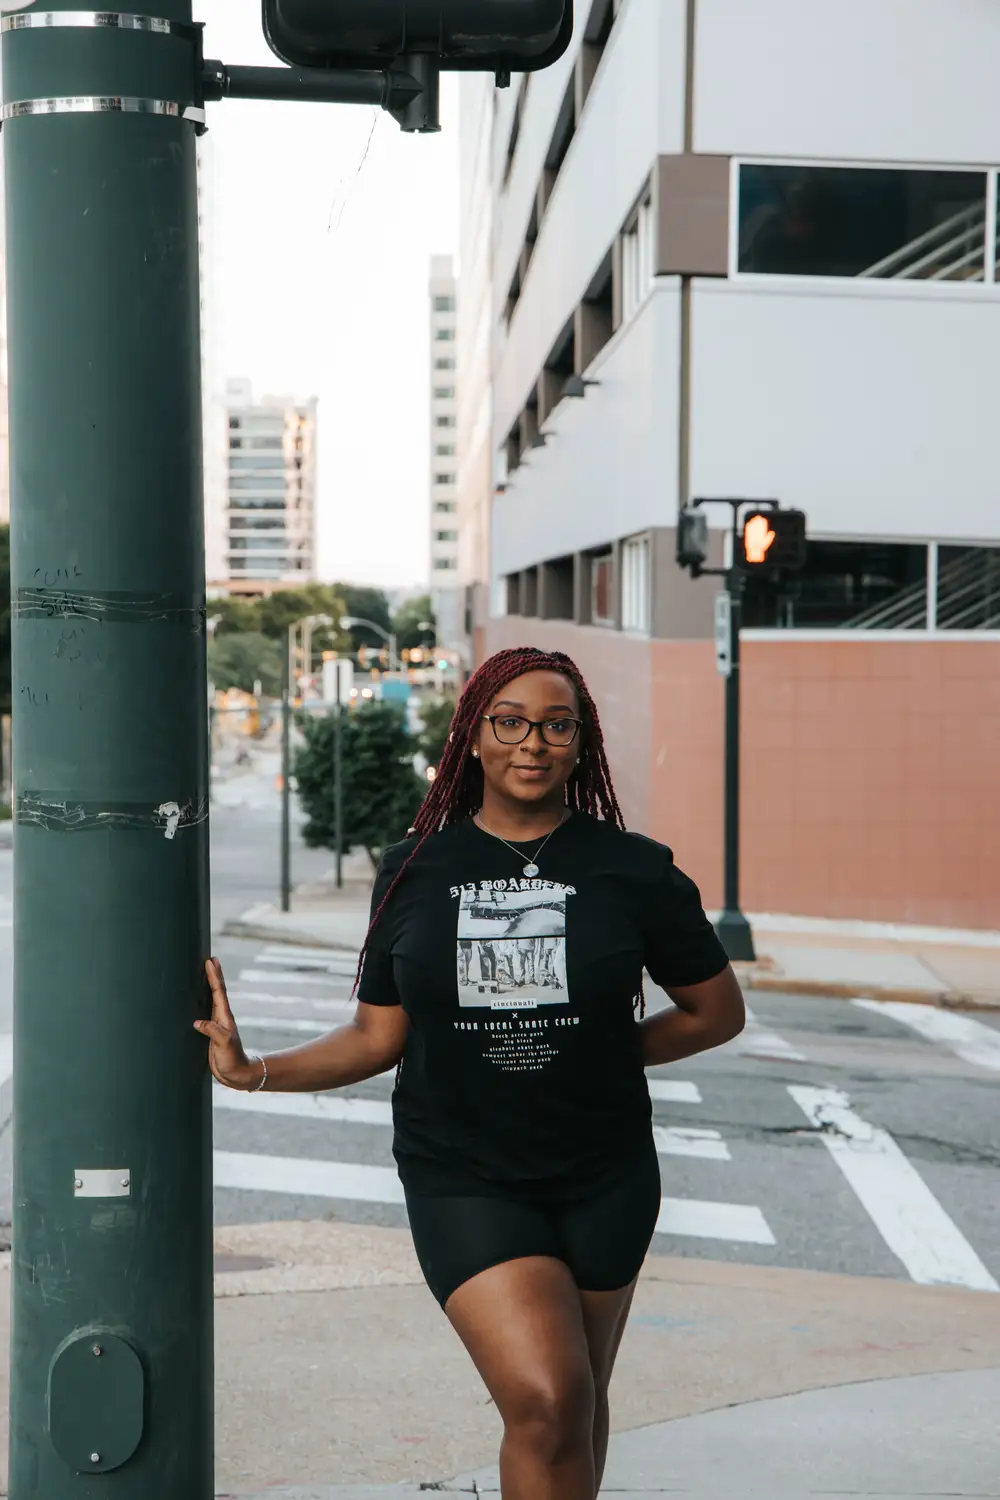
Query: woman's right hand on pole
xmin=195 ymin=958 xmax=260 ymax=1090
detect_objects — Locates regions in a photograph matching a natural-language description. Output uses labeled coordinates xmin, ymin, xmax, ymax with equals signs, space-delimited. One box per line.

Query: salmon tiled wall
xmin=485 ymin=623 xmax=1000 ymax=930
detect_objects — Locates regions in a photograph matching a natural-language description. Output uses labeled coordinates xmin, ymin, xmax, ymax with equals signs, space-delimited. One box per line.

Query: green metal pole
xmin=3 ymin=6 xmax=213 ymax=1495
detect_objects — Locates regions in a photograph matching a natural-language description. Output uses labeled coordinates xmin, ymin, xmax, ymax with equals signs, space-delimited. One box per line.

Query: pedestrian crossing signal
xmin=738 ymin=509 xmax=807 ymax=574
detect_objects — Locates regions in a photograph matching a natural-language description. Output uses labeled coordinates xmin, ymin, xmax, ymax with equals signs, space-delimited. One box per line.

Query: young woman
xmin=199 ymin=646 xmax=745 ymax=1500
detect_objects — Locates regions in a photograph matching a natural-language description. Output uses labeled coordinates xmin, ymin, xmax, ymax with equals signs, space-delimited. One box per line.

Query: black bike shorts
xmin=403 ymin=1145 xmax=662 ymax=1308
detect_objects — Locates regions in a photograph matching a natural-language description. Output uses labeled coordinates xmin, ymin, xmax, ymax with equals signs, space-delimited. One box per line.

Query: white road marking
xmin=262 ymin=945 xmax=357 ymax=963
xmin=214 ymin=1150 xmax=406 ymax=1204
xmin=788 ymin=1085 xmax=998 ymax=1293
xmin=229 ymin=990 xmax=354 ymax=1016
xmin=236 ymin=1016 xmax=333 ymax=1036
xmin=853 ymin=998 xmax=1000 ymax=1074
xmin=214 ymin=1144 xmax=770 ymax=1244
xmin=215 ymin=1087 xmax=392 ymax=1126
xmin=239 ymin=969 xmax=348 ymax=988
xmin=732 ymin=1004 xmax=807 ymax=1063
xmin=656 ymin=1197 xmax=775 ymax=1245
xmin=0 ymin=1033 xmax=12 ymax=1089
xmin=653 ymin=1125 xmax=729 ymax=1161
xmin=256 ymin=950 xmax=355 ymax=973
xmin=647 ymin=1080 xmax=702 ymax=1104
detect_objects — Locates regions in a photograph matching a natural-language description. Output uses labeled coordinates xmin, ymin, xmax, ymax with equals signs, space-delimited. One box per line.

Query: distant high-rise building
xmin=221 ymin=379 xmax=318 ymax=597
xmin=428 ymin=255 xmax=460 ymax=645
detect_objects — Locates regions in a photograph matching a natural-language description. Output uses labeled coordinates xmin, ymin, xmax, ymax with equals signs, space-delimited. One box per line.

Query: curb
xmin=220 ymin=918 xmax=358 ymax=952
xmin=735 ymin=967 xmax=999 ymax=1012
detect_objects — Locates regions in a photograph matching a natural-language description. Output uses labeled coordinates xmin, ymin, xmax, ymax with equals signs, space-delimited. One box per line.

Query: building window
xmin=434 ymin=443 xmax=455 ymax=456
xmin=435 ymin=415 xmax=455 ymax=428
xmin=621 ymin=535 xmax=650 ymax=634
xmin=742 ymin=541 xmax=928 ymax=629
xmin=434 ymin=386 xmax=455 ymax=399
xmin=621 ymin=193 xmax=654 ymax=321
xmin=434 ymin=472 xmax=456 ymax=486
xmin=434 ymin=529 xmax=458 ymax=542
xmin=434 ymin=500 xmax=457 ymax=514
xmin=434 ymin=557 xmax=458 ymax=571
xmin=591 ymin=550 xmax=615 ymax=626
xmin=434 ymin=357 xmax=455 ymax=370
xmin=433 ymin=295 xmax=456 ymax=312
xmin=434 ymin=328 xmax=456 ymax=342
xmin=737 ymin=164 xmax=989 ymax=281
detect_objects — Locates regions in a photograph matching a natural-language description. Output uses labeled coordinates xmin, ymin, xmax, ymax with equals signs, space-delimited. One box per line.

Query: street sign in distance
xmin=715 ymin=592 xmax=732 ymax=678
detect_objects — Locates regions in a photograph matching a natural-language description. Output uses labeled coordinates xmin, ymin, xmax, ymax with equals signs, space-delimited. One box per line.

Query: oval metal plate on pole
xmin=3 ymin=5 xmax=214 ymax=1494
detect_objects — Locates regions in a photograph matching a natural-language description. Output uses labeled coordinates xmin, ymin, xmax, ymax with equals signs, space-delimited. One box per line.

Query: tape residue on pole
xmin=15 ymin=793 xmax=208 ymax=834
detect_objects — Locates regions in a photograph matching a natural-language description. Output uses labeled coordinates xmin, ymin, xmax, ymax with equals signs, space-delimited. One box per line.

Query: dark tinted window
xmin=742 ymin=541 xmax=927 ymax=629
xmin=739 ymin=166 xmax=986 ymax=280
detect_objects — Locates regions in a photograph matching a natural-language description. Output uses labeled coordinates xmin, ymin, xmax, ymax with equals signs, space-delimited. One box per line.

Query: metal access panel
xmin=262 ymin=0 xmax=574 ymax=73
xmin=48 ymin=1332 xmax=145 ymax=1474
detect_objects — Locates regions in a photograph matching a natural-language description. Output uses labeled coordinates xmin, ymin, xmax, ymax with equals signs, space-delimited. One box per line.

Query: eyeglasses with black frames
xmin=482 ymin=714 xmax=583 ymax=748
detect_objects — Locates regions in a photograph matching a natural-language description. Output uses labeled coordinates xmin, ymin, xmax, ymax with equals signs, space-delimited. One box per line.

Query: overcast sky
xmin=200 ymin=2 xmax=460 ymax=591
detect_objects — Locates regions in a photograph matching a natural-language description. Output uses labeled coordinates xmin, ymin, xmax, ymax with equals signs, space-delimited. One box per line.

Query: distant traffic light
xmin=262 ymin=0 xmax=574 ymax=73
xmin=677 ymin=507 xmax=709 ymax=575
xmin=737 ymin=509 xmax=807 ymax=574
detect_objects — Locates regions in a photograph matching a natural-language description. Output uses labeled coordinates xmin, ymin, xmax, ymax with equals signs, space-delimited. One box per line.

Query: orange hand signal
xmin=744 ymin=514 xmax=776 ymax=564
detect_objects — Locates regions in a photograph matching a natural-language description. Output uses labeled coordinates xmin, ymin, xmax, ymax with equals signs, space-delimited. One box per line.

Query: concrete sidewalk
xmin=222 ymin=869 xmax=1000 ymax=1010
xmin=5 ymin=1219 xmax=996 ymax=1496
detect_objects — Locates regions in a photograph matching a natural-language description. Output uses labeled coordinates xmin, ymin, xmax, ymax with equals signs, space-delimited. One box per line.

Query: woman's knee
xmin=502 ymin=1365 xmax=596 ymax=1462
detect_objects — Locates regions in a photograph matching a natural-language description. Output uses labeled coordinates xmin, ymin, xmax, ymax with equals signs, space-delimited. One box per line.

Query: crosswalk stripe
xmin=256 ymin=952 xmax=353 ymax=973
xmin=655 ymin=1197 xmax=775 ymax=1244
xmin=213 ymin=1146 xmax=771 ymax=1242
xmin=788 ymin=1085 xmax=998 ymax=1293
xmin=732 ymin=1004 xmax=807 ymax=1063
xmin=214 ymin=1088 xmax=728 ymax=1161
xmin=237 ymin=1017 xmax=333 ymax=1036
xmin=262 ymin=945 xmax=358 ymax=964
xmin=214 ymin=1150 xmax=406 ymax=1203
xmin=215 ymin=1087 xmax=392 ymax=1126
xmin=852 ymin=998 xmax=1000 ymax=1074
xmin=652 ymin=1125 xmax=729 ymax=1160
xmin=239 ymin=969 xmax=348 ymax=988
xmin=647 ymin=1080 xmax=701 ymax=1104
xmin=230 ymin=991 xmax=355 ymax=1016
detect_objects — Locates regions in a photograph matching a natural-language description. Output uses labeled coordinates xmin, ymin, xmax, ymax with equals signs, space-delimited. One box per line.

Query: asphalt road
xmin=1 ymin=797 xmax=998 ymax=1297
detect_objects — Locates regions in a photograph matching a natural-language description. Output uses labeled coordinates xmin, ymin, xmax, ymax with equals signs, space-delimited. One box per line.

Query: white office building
xmin=222 ymin=378 xmax=318 ymax=595
xmin=461 ymin=0 xmax=1000 ymax=931
xmin=428 ymin=255 xmax=461 ymax=645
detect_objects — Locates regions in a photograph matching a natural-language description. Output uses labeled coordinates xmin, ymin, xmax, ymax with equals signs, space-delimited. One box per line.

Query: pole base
xmin=715 ymin=908 xmax=756 ymax=962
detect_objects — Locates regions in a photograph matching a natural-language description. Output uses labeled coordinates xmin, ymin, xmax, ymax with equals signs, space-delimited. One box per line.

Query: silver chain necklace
xmin=475 ymin=810 xmax=570 ymax=877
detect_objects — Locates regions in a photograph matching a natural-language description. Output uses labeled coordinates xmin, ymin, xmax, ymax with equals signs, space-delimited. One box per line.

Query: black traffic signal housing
xmin=677 ymin=506 xmax=709 ymax=577
xmin=736 ymin=508 xmax=807 ymax=575
xmin=262 ymin=0 xmax=574 ymax=74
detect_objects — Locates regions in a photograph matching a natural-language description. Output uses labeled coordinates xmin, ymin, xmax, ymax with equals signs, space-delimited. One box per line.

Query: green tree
xmin=337 ymin=584 xmax=393 ymax=653
xmin=417 ymin=693 xmax=456 ymax=770
xmin=0 ymin=524 xmax=10 ymax=715
xmin=207 ymin=631 xmax=282 ymax=697
xmin=392 ymin=593 xmax=436 ymax=652
xmin=294 ymin=699 xmax=425 ymax=867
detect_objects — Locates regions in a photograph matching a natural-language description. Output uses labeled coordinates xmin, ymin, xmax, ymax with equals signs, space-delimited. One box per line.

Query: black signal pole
xmin=716 ymin=565 xmax=755 ymax=960
xmin=679 ymin=498 xmax=786 ymax=964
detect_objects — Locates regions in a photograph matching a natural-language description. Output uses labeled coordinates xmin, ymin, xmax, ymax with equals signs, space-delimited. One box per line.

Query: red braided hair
xmin=353 ymin=645 xmax=639 ymax=1008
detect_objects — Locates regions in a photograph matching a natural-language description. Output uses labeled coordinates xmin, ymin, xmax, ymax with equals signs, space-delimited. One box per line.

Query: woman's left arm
xmin=639 ymin=966 xmax=746 ymax=1068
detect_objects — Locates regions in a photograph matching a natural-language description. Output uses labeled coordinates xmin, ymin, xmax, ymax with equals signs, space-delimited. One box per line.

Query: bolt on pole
xmin=2 ymin=3 xmax=214 ymax=1495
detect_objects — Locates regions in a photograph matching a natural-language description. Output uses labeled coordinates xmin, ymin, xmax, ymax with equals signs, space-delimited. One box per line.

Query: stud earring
xmin=472 ymin=748 xmax=480 ymax=759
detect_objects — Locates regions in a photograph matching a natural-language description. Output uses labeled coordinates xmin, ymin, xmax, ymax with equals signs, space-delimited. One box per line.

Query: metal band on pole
xmin=0 ymin=11 xmax=197 ymax=36
xmin=1 ymin=95 xmax=206 ymax=123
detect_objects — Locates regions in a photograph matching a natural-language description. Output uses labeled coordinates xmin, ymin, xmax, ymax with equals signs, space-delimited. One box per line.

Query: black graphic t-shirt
xmin=358 ymin=814 xmax=729 ymax=1198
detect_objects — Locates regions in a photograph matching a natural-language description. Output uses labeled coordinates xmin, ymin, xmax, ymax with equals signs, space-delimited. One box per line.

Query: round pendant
xmin=523 ymin=863 xmax=539 ymax=878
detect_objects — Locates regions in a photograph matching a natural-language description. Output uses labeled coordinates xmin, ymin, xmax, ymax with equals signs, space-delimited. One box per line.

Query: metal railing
xmin=859 ymin=200 xmax=991 ymax=282
xmin=840 ymin=548 xmax=1000 ymax=630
